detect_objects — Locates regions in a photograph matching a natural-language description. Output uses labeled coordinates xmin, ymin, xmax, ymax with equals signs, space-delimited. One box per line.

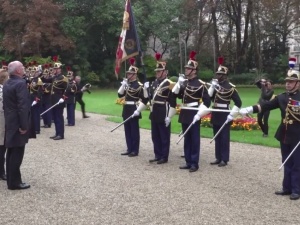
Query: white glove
xmin=31 ymin=101 xmax=37 ymax=106
xmin=165 ymin=117 xmax=171 ymax=127
xmin=131 ymin=110 xmax=140 ymax=118
xmin=58 ymin=98 xmax=64 ymax=104
xmin=192 ymin=103 xmax=209 ymax=124
xmin=121 ymin=79 xmax=128 ymax=87
xmin=172 ymin=82 xmax=181 ymax=94
xmin=208 ymin=86 xmax=214 ymax=97
xmin=226 ymin=114 xmax=234 ymax=122
xmin=178 ymin=76 xmax=185 ymax=85
xmin=192 ymin=113 xmax=201 ymax=124
xmin=229 ymin=105 xmax=240 ymax=118
xmin=211 ymin=79 xmax=218 ymax=87
xmin=144 ymin=81 xmax=150 ymax=89
xmin=118 ymin=79 xmax=128 ymax=94
xmin=239 ymin=106 xmax=253 ymax=116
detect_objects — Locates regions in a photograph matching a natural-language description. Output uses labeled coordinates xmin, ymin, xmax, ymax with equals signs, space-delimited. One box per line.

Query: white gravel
xmin=0 ymin=111 xmax=299 ymax=225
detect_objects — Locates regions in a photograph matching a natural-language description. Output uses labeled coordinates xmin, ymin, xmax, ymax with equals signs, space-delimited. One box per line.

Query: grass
xmin=81 ymin=87 xmax=285 ymax=148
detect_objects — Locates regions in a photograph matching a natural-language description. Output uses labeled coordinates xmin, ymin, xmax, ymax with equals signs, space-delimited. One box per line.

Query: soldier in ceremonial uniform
xmin=42 ymin=57 xmax=68 ymax=140
xmin=145 ymin=53 xmax=176 ymax=164
xmin=240 ymin=58 xmax=300 ymax=200
xmin=29 ymin=65 xmax=43 ymax=134
xmin=41 ymin=64 xmax=52 ymax=128
xmin=207 ymin=57 xmax=242 ymax=167
xmin=172 ymin=51 xmax=211 ymax=172
xmin=118 ymin=58 xmax=148 ymax=157
xmin=65 ymin=67 xmax=77 ymax=126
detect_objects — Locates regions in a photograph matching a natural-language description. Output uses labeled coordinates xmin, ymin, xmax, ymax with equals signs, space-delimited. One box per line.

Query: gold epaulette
xmin=62 ymin=75 xmax=68 ymax=83
xmin=37 ymin=78 xmax=43 ymax=86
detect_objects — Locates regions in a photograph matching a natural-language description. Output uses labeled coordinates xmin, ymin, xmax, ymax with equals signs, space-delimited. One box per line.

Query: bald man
xmin=3 ymin=61 xmax=32 ymax=190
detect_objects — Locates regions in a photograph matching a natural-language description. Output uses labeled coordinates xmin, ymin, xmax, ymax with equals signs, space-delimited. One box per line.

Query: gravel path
xmin=0 ymin=111 xmax=299 ymax=225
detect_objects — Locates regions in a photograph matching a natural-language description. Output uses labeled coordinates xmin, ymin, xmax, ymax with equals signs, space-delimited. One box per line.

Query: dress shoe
xmin=42 ymin=125 xmax=51 ymax=128
xmin=149 ymin=158 xmax=159 ymax=163
xmin=290 ymin=193 xmax=300 ymax=200
xmin=35 ymin=131 xmax=40 ymax=134
xmin=50 ymin=135 xmax=57 ymax=139
xmin=179 ymin=165 xmax=191 ymax=169
xmin=275 ymin=190 xmax=292 ymax=195
xmin=189 ymin=166 xmax=198 ymax=172
xmin=8 ymin=183 xmax=31 ymax=190
xmin=53 ymin=135 xmax=64 ymax=140
xmin=128 ymin=152 xmax=138 ymax=157
xmin=210 ymin=159 xmax=221 ymax=165
xmin=121 ymin=152 xmax=130 ymax=155
xmin=218 ymin=161 xmax=228 ymax=167
xmin=0 ymin=174 xmax=7 ymax=180
xmin=83 ymin=115 xmax=90 ymax=118
xmin=65 ymin=124 xmax=74 ymax=126
xmin=157 ymin=159 xmax=168 ymax=164
xmin=180 ymin=155 xmax=185 ymax=158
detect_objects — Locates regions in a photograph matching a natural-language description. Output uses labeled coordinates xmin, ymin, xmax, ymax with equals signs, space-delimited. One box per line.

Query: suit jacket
xmin=0 ymin=84 xmax=5 ymax=145
xmin=3 ymin=75 xmax=33 ymax=147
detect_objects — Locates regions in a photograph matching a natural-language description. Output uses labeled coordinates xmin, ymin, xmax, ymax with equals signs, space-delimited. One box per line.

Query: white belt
xmin=182 ymin=102 xmax=198 ymax=107
xmin=125 ymin=101 xmax=136 ymax=105
xmin=214 ymin=103 xmax=228 ymax=108
xmin=152 ymin=100 xmax=166 ymax=105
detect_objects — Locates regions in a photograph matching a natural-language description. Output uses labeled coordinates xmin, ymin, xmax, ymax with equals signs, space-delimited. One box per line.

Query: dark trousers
xmin=32 ymin=103 xmax=41 ymax=132
xmin=6 ymin=146 xmax=25 ymax=188
xmin=0 ymin=145 xmax=6 ymax=175
xmin=280 ymin=142 xmax=300 ymax=194
xmin=76 ymin=97 xmax=86 ymax=117
xmin=66 ymin=103 xmax=76 ymax=125
xmin=42 ymin=102 xmax=52 ymax=126
xmin=257 ymin=111 xmax=270 ymax=135
xmin=52 ymin=107 xmax=64 ymax=137
xmin=213 ymin=124 xmax=230 ymax=162
xmin=182 ymin=122 xmax=200 ymax=168
xmin=151 ymin=121 xmax=171 ymax=160
xmin=124 ymin=117 xmax=140 ymax=154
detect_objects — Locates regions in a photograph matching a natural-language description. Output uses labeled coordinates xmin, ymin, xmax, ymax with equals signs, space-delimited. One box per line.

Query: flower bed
xmin=201 ymin=114 xmax=260 ymax=131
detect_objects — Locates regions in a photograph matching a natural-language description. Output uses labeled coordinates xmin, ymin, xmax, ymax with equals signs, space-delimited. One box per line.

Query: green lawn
xmin=81 ymin=87 xmax=285 ymax=148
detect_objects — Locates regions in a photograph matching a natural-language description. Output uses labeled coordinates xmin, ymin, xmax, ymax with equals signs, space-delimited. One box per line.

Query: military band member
xmin=41 ymin=64 xmax=52 ymax=128
xmin=65 ymin=67 xmax=77 ymax=126
xmin=240 ymin=58 xmax=300 ymax=200
xmin=207 ymin=57 xmax=242 ymax=167
xmin=172 ymin=51 xmax=211 ymax=172
xmin=29 ymin=65 xmax=43 ymax=134
xmin=146 ymin=53 xmax=176 ymax=164
xmin=42 ymin=57 xmax=68 ymax=140
xmin=118 ymin=58 xmax=148 ymax=157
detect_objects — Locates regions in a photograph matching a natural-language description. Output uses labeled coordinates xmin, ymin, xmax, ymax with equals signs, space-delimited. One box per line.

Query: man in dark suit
xmin=3 ymin=61 xmax=32 ymax=190
xmin=75 ymin=75 xmax=90 ymax=118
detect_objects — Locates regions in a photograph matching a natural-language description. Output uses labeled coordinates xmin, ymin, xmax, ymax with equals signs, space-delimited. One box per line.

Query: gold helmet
xmin=216 ymin=57 xmax=229 ymax=75
xmin=126 ymin=58 xmax=138 ymax=74
xmin=154 ymin=52 xmax=167 ymax=71
xmin=285 ymin=57 xmax=300 ymax=81
xmin=185 ymin=51 xmax=198 ymax=70
xmin=1 ymin=60 xmax=8 ymax=70
xmin=66 ymin=66 xmax=74 ymax=77
xmin=52 ymin=56 xmax=63 ymax=68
